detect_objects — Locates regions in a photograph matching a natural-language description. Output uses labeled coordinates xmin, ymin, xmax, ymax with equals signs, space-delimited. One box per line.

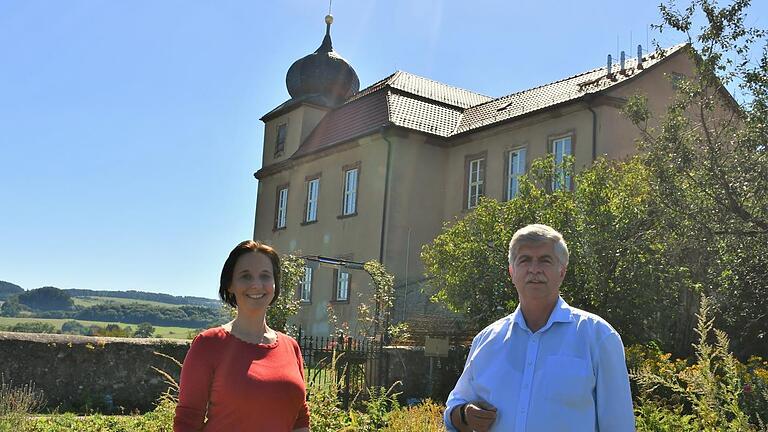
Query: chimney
xmin=637 ymin=44 xmax=643 ymax=69
xmin=620 ymin=51 xmax=626 ymax=73
xmin=607 ymin=54 xmax=613 ymax=77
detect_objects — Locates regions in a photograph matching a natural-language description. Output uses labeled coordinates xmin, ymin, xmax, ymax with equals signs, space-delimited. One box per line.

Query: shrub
xmin=632 ymin=296 xmax=768 ymax=431
xmin=382 ymin=399 xmax=447 ymax=432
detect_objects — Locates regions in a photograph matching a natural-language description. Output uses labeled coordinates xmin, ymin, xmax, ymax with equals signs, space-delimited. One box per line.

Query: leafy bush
xmin=632 ymin=296 xmax=768 ymax=431
xmin=382 ymin=399 xmax=447 ymax=432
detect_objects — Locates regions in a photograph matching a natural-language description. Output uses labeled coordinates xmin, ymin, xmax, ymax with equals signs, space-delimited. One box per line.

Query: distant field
xmin=71 ymin=296 xmax=181 ymax=308
xmin=0 ymin=316 xmax=199 ymax=339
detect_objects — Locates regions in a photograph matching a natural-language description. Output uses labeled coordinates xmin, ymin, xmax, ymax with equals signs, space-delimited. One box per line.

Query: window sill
xmin=330 ymin=299 xmax=350 ymax=304
xmin=273 ymin=226 xmax=287 ymax=232
xmin=337 ymin=212 xmax=358 ymax=219
xmin=299 ymin=300 xmax=312 ymax=305
xmin=301 ymin=220 xmax=318 ymax=226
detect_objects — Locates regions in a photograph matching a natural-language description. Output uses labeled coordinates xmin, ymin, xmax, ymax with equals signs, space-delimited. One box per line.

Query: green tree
xmin=624 ymin=0 xmax=768 ymax=356
xmin=8 ymin=321 xmax=56 ymax=334
xmin=16 ymin=286 xmax=74 ymax=311
xmin=134 ymin=322 xmax=155 ymax=338
xmin=422 ymin=156 xmax=692 ymax=352
xmin=267 ymin=254 xmax=303 ymax=333
xmin=61 ymin=320 xmax=89 ymax=335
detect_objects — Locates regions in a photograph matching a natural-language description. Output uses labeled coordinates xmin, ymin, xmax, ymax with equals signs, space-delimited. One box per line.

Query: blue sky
xmin=1 ymin=1 xmax=765 ymax=300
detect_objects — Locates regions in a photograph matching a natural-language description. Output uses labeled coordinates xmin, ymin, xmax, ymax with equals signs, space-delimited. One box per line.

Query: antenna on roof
xmin=328 ymin=0 xmax=332 ymax=15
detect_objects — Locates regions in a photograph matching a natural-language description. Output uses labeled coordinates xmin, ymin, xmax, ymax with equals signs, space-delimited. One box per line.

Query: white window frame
xmin=507 ymin=148 xmax=526 ymax=199
xmin=276 ymin=187 xmax=288 ymax=229
xmin=299 ymin=266 xmax=312 ymax=302
xmin=342 ymin=168 xmax=358 ymax=215
xmin=552 ymin=137 xmax=572 ymax=191
xmin=306 ymin=178 xmax=319 ymax=222
xmin=467 ymin=157 xmax=485 ymax=209
xmin=336 ymin=270 xmax=350 ymax=301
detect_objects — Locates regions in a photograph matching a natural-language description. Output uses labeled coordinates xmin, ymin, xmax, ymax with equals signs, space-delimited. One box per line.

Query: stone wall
xmin=0 ymin=332 xmax=469 ymax=413
xmin=0 ymin=331 xmax=189 ymax=413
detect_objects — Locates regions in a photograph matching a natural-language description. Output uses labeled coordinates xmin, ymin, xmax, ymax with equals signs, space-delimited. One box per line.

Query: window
xmin=552 ymin=136 xmax=572 ymax=191
xmin=305 ymin=178 xmax=319 ymax=222
xmin=342 ymin=168 xmax=358 ymax=216
xmin=299 ymin=266 xmax=312 ymax=302
xmin=275 ymin=186 xmax=288 ymax=229
xmin=275 ymin=123 xmax=287 ymax=155
xmin=506 ymin=148 xmax=526 ymax=199
xmin=670 ymin=72 xmax=686 ymax=90
xmin=467 ymin=157 xmax=485 ymax=209
xmin=334 ymin=269 xmax=350 ymax=302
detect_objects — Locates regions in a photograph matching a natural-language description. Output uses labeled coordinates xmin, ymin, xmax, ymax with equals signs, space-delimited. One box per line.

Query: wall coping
xmin=0 ymin=331 xmax=190 ymax=346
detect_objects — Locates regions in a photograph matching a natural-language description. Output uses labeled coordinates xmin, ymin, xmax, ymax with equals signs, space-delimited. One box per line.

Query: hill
xmin=62 ymin=288 xmax=220 ymax=308
xmin=0 ymin=281 xmax=24 ymax=300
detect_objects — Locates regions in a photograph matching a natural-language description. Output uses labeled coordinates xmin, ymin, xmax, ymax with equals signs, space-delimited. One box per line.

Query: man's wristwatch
xmin=459 ymin=403 xmax=469 ymax=425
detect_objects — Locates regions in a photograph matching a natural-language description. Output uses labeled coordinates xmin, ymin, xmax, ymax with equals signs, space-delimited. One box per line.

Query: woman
xmin=174 ymin=240 xmax=310 ymax=432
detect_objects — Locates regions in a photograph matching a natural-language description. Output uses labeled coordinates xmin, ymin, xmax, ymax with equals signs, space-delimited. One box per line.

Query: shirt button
xmin=527 ymin=361 xmax=533 ymax=366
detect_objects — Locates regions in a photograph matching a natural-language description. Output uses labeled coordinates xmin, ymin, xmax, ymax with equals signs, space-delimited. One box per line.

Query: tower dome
xmin=285 ymin=15 xmax=360 ymax=106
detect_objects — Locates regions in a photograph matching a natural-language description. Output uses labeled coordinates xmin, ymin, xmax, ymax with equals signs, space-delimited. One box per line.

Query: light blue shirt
xmin=444 ymin=297 xmax=635 ymax=432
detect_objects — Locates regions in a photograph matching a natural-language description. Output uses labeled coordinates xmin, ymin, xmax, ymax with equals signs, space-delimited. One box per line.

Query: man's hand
xmin=466 ymin=401 xmax=497 ymax=431
xmin=451 ymin=400 xmax=497 ymax=432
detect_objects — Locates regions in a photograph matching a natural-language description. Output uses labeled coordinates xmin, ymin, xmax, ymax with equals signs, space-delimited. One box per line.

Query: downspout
xmin=587 ymin=104 xmax=598 ymax=162
xmin=376 ymin=124 xmax=393 ymax=344
xmin=378 ymin=125 xmax=393 ymax=264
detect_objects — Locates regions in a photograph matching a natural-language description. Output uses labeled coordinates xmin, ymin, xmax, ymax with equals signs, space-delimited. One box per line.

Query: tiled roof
xmin=348 ymin=70 xmax=492 ymax=108
xmin=457 ymin=44 xmax=687 ymax=133
xmin=286 ymin=44 xmax=686 ymax=161
xmin=293 ymin=89 xmax=389 ymax=158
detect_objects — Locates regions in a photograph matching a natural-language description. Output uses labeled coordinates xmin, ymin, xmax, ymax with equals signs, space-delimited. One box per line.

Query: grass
xmin=71 ymin=296 xmax=181 ymax=309
xmin=0 ymin=317 xmax=198 ymax=339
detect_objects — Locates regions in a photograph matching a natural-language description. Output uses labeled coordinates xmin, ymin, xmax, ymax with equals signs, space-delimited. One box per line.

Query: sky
xmin=1 ymin=0 xmax=766 ymax=300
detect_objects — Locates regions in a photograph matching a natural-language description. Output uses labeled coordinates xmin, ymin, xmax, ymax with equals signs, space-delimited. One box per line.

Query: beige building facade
xmin=253 ymin=18 xmax=696 ymax=337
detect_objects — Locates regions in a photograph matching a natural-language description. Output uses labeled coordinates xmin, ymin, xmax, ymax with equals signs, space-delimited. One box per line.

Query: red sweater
xmin=174 ymin=327 xmax=310 ymax=432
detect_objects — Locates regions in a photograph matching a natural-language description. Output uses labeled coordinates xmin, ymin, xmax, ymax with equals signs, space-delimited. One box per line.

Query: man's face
xmin=509 ymin=241 xmax=566 ymax=302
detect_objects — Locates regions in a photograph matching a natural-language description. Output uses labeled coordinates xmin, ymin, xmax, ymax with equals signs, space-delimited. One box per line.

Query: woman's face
xmin=227 ymin=251 xmax=276 ymax=312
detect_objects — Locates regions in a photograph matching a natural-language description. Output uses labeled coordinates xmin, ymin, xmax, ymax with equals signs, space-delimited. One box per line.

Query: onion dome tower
xmin=285 ymin=14 xmax=360 ymax=106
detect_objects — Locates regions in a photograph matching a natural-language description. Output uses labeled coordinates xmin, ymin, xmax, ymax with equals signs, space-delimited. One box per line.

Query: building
xmin=253 ymin=15 xmax=695 ymax=338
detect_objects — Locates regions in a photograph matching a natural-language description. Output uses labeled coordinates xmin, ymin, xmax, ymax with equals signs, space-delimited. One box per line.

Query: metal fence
xmin=296 ymin=329 xmax=385 ymax=409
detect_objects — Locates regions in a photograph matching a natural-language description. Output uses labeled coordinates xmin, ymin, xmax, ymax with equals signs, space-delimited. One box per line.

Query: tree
xmin=8 ymin=321 xmax=56 ymax=334
xmin=16 ymin=287 xmax=74 ymax=311
xmin=134 ymin=322 xmax=155 ymax=338
xmin=268 ymin=254 xmax=303 ymax=333
xmin=422 ymin=156 xmax=692 ymax=352
xmin=61 ymin=320 xmax=89 ymax=335
xmin=623 ymin=0 xmax=768 ymax=356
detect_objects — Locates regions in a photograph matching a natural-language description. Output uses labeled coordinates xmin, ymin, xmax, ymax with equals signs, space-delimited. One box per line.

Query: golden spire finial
xmin=325 ymin=0 xmax=333 ymax=25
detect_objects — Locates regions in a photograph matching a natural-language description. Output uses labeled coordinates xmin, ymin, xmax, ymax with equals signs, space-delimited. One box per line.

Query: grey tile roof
xmin=456 ymin=44 xmax=686 ymax=134
xmin=285 ymin=44 xmax=686 ymax=161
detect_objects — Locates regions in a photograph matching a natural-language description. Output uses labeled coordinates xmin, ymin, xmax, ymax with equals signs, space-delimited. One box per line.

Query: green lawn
xmin=0 ymin=316 xmax=198 ymax=339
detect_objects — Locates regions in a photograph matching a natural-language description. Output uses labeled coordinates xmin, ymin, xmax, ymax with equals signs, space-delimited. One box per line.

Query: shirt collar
xmin=507 ymin=296 xmax=574 ymax=338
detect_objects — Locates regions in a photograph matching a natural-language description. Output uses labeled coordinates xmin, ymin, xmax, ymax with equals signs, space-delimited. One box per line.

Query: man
xmin=444 ymin=224 xmax=635 ymax=431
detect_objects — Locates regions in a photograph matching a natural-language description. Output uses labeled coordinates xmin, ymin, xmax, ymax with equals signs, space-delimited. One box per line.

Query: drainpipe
xmin=587 ymin=105 xmax=598 ymax=162
xmin=379 ymin=125 xmax=393 ymax=264
xmin=376 ymin=124 xmax=394 ymax=343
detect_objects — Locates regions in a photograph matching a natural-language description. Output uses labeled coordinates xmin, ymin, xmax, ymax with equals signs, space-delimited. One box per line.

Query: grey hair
xmin=508 ymin=224 xmax=569 ymax=267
